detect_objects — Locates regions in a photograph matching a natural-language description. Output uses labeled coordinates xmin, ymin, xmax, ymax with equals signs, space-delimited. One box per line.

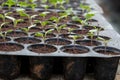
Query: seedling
xmin=93 ymin=26 xmax=103 ymax=37
xmin=39 ymin=11 xmax=50 ymax=19
xmin=18 ymin=1 xmax=28 ymax=8
xmin=84 ymin=13 xmax=95 ymax=22
xmin=69 ymin=35 xmax=81 ymax=53
xmin=67 ymin=28 xmax=75 ymax=34
xmin=41 ymin=0 xmax=48 ymax=3
xmin=27 ymin=3 xmax=37 ymax=11
xmin=0 ymin=12 xmax=12 ymax=23
xmin=5 ymin=16 xmax=23 ymax=28
xmin=54 ymin=24 xmax=66 ymax=36
xmin=80 ymin=4 xmax=91 ymax=13
xmin=0 ymin=22 xmax=9 ymax=31
xmin=69 ymin=35 xmax=81 ymax=45
xmin=21 ymin=24 xmax=36 ymax=35
xmin=2 ymin=0 xmax=16 ymax=10
xmin=17 ymin=10 xmax=38 ymax=25
xmin=65 ymin=8 xmax=74 ymax=16
xmin=35 ymin=29 xmax=54 ymax=43
xmin=57 ymin=0 xmax=66 ymax=9
xmin=97 ymin=37 xmax=110 ymax=53
xmin=88 ymin=29 xmax=97 ymax=45
xmin=0 ymin=29 xmax=12 ymax=42
xmin=41 ymin=4 xmax=49 ymax=11
xmin=34 ymin=20 xmax=49 ymax=32
xmin=49 ymin=0 xmax=58 ymax=8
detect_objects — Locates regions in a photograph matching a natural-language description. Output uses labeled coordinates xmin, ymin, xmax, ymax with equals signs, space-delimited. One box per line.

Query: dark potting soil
xmin=76 ymin=40 xmax=102 ymax=46
xmin=7 ymin=31 xmax=28 ymax=37
xmin=96 ymin=50 xmax=119 ymax=55
xmin=28 ymin=27 xmax=42 ymax=32
xmin=0 ymin=43 xmax=24 ymax=51
xmin=0 ymin=37 xmax=11 ymax=42
xmin=83 ymin=26 xmax=104 ymax=31
xmin=66 ymin=24 xmax=80 ymax=29
xmin=53 ymin=29 xmax=68 ymax=34
xmin=14 ymin=37 xmax=41 ymax=44
xmin=63 ymin=47 xmax=89 ymax=54
xmin=46 ymin=38 xmax=71 ymax=45
xmin=87 ymin=35 xmax=111 ymax=40
xmin=72 ymin=29 xmax=89 ymax=35
xmin=28 ymin=44 xmax=57 ymax=53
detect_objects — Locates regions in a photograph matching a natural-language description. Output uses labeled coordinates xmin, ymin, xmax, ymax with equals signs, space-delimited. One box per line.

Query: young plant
xmin=21 ymin=24 xmax=36 ymax=35
xmin=49 ymin=0 xmax=58 ymax=8
xmin=41 ymin=4 xmax=49 ymax=11
xmin=0 ymin=29 xmax=12 ymax=42
xmin=87 ymin=29 xmax=97 ymax=45
xmin=93 ymin=26 xmax=103 ymax=37
xmin=0 ymin=12 xmax=12 ymax=23
xmin=34 ymin=20 xmax=49 ymax=32
xmin=0 ymin=22 xmax=9 ymax=31
xmin=5 ymin=16 xmax=23 ymax=28
xmin=39 ymin=11 xmax=50 ymax=19
xmin=69 ymin=35 xmax=80 ymax=45
xmin=67 ymin=28 xmax=75 ymax=34
xmin=54 ymin=24 xmax=66 ymax=36
xmin=80 ymin=4 xmax=91 ymax=13
xmin=34 ymin=29 xmax=54 ymax=43
xmin=69 ymin=35 xmax=81 ymax=53
xmin=18 ymin=1 xmax=28 ymax=8
xmin=17 ymin=10 xmax=38 ymax=25
xmin=2 ymin=0 xmax=16 ymax=10
xmin=97 ymin=37 xmax=110 ymax=53
xmin=57 ymin=0 xmax=66 ymax=9
xmin=84 ymin=13 xmax=95 ymax=22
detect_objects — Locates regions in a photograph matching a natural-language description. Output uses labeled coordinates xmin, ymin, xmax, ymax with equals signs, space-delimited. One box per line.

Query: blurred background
xmin=96 ymin=0 xmax=120 ymax=34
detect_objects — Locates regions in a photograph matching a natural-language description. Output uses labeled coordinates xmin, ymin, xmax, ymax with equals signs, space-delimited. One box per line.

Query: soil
xmin=66 ymin=24 xmax=80 ymax=29
xmin=46 ymin=38 xmax=71 ymax=45
xmin=28 ymin=44 xmax=57 ymax=54
xmin=14 ymin=37 xmax=41 ymax=44
xmin=0 ymin=43 xmax=24 ymax=51
xmin=87 ymin=35 xmax=111 ymax=40
xmin=27 ymin=27 xmax=42 ymax=33
xmin=7 ymin=31 xmax=28 ymax=37
xmin=1 ymin=25 xmax=14 ymax=31
xmin=83 ymin=26 xmax=104 ymax=31
xmin=72 ymin=29 xmax=89 ymax=35
xmin=62 ymin=46 xmax=89 ymax=54
xmin=52 ymin=29 xmax=68 ymax=34
xmin=76 ymin=40 xmax=102 ymax=46
xmin=96 ymin=50 xmax=119 ymax=55
xmin=0 ymin=37 xmax=11 ymax=42
xmin=60 ymin=34 xmax=84 ymax=40
xmin=88 ymin=19 xmax=98 ymax=22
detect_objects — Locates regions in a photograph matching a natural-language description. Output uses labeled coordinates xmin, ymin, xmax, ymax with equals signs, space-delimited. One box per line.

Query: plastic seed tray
xmin=0 ymin=9 xmax=120 ymax=58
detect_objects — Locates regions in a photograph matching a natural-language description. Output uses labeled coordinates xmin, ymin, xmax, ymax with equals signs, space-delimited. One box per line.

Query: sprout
xmin=2 ymin=0 xmax=16 ymax=10
xmin=21 ymin=24 xmax=36 ymax=35
xmin=0 ymin=29 xmax=12 ymax=42
xmin=39 ymin=11 xmax=50 ymax=19
xmin=0 ymin=12 xmax=12 ymax=22
xmin=0 ymin=22 xmax=9 ymax=31
xmin=35 ymin=29 xmax=54 ymax=43
xmin=34 ymin=20 xmax=49 ymax=32
xmin=41 ymin=4 xmax=49 ymax=11
xmin=84 ymin=13 xmax=95 ymax=22
xmin=80 ymin=4 xmax=91 ymax=13
xmin=97 ymin=37 xmax=110 ymax=53
xmin=69 ymin=35 xmax=81 ymax=45
xmin=18 ymin=1 xmax=28 ymax=8
xmin=49 ymin=0 xmax=58 ymax=8
xmin=93 ymin=26 xmax=103 ymax=37
xmin=67 ymin=28 xmax=75 ymax=34
xmin=54 ymin=24 xmax=66 ymax=36
xmin=5 ymin=16 xmax=24 ymax=28
xmin=17 ymin=10 xmax=38 ymax=25
xmin=88 ymin=29 xmax=97 ymax=45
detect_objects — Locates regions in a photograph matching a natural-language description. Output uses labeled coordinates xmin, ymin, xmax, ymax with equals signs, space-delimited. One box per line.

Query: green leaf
xmin=85 ymin=13 xmax=95 ymax=20
xmin=45 ymin=29 xmax=54 ymax=34
xmin=34 ymin=32 xmax=43 ymax=37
